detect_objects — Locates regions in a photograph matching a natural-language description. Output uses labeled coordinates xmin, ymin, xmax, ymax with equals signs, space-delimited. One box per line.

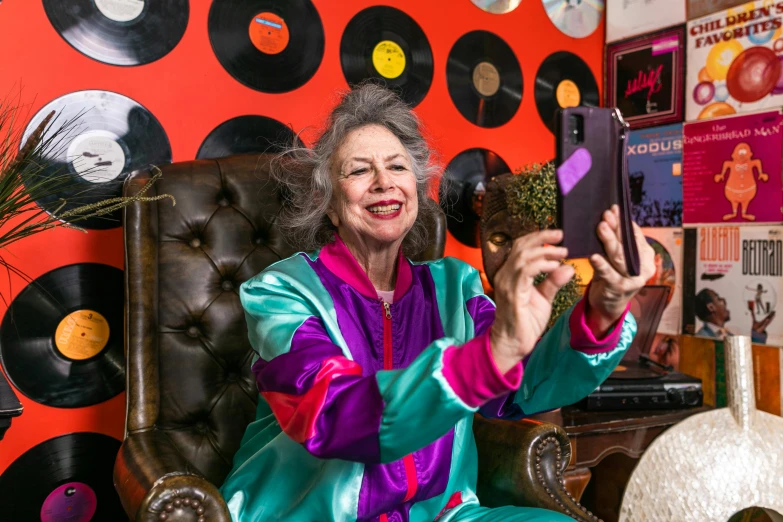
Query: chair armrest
xmin=114 ymin=431 xmax=230 ymax=522
xmin=473 ymin=415 xmax=601 ymax=522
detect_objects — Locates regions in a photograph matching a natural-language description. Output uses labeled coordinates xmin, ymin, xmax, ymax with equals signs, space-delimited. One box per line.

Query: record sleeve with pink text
xmin=682 ymin=225 xmax=783 ymax=346
xmin=682 ymin=109 xmax=783 ymax=225
xmin=686 ymin=1 xmax=783 ymax=121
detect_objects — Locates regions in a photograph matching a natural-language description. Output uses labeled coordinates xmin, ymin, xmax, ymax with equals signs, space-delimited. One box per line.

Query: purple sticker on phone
xmin=557 ymin=148 xmax=592 ymax=196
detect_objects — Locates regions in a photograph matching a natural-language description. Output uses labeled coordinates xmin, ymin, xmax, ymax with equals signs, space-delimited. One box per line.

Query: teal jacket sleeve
xmin=512 ymin=302 xmax=637 ymax=415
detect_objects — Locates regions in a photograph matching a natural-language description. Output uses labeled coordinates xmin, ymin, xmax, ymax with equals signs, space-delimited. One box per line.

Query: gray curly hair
xmin=269 ymin=82 xmax=441 ymax=256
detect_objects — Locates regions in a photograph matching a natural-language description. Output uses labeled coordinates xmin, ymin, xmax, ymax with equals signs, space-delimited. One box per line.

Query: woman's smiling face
xmin=327 ymin=124 xmax=418 ymax=249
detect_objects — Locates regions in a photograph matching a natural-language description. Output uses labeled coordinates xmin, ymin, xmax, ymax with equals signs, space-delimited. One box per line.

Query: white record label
xmin=93 ymin=0 xmax=144 ymax=23
xmin=67 ymin=131 xmax=126 ymax=183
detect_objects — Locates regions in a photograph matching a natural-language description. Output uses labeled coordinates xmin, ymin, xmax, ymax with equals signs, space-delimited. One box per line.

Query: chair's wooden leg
xmin=563 ymin=467 xmax=592 ymax=503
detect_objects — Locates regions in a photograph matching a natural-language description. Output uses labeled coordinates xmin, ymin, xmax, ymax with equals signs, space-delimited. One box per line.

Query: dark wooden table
xmin=0 ymin=370 xmax=22 ymax=441
xmin=528 ymin=404 xmax=710 ymax=521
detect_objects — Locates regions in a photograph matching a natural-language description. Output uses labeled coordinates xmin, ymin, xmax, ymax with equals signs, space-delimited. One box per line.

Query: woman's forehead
xmin=340 ymin=125 xmax=405 ymax=152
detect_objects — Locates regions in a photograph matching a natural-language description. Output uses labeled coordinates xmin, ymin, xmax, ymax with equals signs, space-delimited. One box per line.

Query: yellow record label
xmin=472 ymin=61 xmax=500 ymax=97
xmin=555 ymin=79 xmax=581 ymax=108
xmin=372 ymin=40 xmax=406 ymax=79
xmin=54 ymin=309 xmax=109 ymax=361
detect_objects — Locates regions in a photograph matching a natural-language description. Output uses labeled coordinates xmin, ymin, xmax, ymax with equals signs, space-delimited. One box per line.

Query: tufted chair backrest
xmin=122 ymin=154 xmax=446 ymax=487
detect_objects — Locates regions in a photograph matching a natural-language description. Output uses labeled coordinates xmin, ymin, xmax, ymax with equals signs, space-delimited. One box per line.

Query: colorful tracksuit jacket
xmin=220 ymin=235 xmax=636 ymax=522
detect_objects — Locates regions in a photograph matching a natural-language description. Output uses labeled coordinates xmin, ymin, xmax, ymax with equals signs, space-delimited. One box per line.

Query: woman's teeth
xmin=368 ymin=204 xmax=401 ymax=215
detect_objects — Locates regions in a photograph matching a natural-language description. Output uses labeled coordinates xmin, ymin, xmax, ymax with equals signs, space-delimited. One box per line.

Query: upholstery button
xmin=221 ymin=280 xmax=234 ymax=291
xmin=218 ymin=197 xmax=230 ymax=207
xmin=226 ymin=372 xmax=238 ymax=383
xmin=253 ymin=236 xmax=263 ymax=245
xmin=186 ymin=326 xmax=200 ymax=338
xmin=189 ymin=238 xmax=201 ymax=248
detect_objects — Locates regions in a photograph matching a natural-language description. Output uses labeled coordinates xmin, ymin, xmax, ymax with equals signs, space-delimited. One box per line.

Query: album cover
xmin=682 ymin=109 xmax=783 ymax=225
xmin=687 ymin=1 xmax=755 ymax=24
xmin=749 ymin=344 xmax=783 ymax=416
xmin=606 ymin=25 xmax=686 ymax=129
xmin=686 ymin=1 xmax=783 ymax=121
xmin=606 ymin=0 xmax=686 ymax=43
xmin=627 ymin=124 xmax=683 ymax=227
xmin=682 ymin=225 xmax=783 ymax=346
xmin=643 ymin=227 xmax=684 ymax=336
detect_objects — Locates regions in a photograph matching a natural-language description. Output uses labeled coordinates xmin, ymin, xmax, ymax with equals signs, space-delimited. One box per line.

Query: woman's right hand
xmin=489 ymin=229 xmax=574 ymax=374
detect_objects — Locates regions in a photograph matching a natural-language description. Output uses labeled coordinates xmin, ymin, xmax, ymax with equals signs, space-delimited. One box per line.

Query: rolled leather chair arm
xmin=473 ymin=415 xmax=601 ymax=522
xmin=114 ymin=431 xmax=231 ymax=522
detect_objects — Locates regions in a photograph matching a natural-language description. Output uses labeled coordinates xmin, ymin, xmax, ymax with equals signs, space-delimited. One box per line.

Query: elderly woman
xmin=220 ymin=83 xmax=655 ymax=522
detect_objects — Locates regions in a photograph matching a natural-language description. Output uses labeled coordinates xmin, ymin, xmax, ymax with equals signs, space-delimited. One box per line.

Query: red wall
xmin=0 ymin=0 xmax=604 ymax=474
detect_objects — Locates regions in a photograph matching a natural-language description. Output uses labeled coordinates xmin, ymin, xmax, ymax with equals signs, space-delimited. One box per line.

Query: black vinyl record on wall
xmin=0 ymin=433 xmax=126 ymax=521
xmin=0 ymin=263 xmax=125 ymax=408
xmin=43 ymin=0 xmax=189 ymax=66
xmin=534 ymin=51 xmax=599 ymax=134
xmin=440 ymin=148 xmax=511 ymax=247
xmin=446 ymin=30 xmax=523 ymax=128
xmin=197 ymin=115 xmax=298 ymax=159
xmin=20 ymin=90 xmax=172 ymax=230
xmin=340 ymin=5 xmax=434 ymax=107
xmin=208 ymin=0 xmax=325 ymax=93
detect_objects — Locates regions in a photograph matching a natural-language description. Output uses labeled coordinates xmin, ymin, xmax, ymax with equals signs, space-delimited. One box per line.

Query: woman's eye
xmin=489 ymin=233 xmax=509 ymax=246
xmin=350 ymin=168 xmax=368 ymax=175
xmin=390 ymin=164 xmax=407 ymax=171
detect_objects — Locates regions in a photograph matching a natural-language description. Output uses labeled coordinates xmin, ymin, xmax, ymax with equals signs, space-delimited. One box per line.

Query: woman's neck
xmin=338 ymin=232 xmax=400 ymax=292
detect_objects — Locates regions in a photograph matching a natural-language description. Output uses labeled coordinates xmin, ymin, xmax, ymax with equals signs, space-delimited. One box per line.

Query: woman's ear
xmin=326 ymin=205 xmax=340 ymax=227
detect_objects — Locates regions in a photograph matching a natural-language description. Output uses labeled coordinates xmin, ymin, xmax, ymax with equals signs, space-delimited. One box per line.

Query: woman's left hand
xmin=587 ymin=205 xmax=656 ymax=336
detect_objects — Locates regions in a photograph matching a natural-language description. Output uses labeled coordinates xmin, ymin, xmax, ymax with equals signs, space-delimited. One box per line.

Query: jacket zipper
xmin=380 ymin=299 xmax=418 ymax=508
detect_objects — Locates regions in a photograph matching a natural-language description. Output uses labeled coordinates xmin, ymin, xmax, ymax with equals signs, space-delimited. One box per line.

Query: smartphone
xmin=554 ymin=106 xmax=640 ymax=276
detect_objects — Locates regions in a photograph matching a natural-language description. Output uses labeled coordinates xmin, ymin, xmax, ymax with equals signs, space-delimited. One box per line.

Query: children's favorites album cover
xmin=682 ymin=225 xmax=783 ymax=346
xmin=686 ymin=1 xmax=783 ymax=121
xmin=682 ymin=109 xmax=783 ymax=225
xmin=627 ymin=124 xmax=683 ymax=227
xmin=687 ymin=0 xmax=751 ymax=20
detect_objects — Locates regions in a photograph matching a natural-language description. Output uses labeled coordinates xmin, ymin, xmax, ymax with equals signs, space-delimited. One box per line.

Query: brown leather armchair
xmin=115 ymin=154 xmax=598 ymax=522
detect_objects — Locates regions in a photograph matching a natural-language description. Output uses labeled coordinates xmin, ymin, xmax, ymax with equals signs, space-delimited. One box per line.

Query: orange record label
xmin=372 ymin=40 xmax=406 ymax=79
xmin=249 ymin=12 xmax=289 ymax=55
xmin=54 ymin=310 xmax=110 ymax=361
xmin=556 ymin=79 xmax=581 ymax=108
xmin=472 ymin=62 xmax=500 ymax=97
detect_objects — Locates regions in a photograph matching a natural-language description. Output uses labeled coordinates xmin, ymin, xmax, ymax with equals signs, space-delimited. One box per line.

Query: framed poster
xmin=606 ymin=25 xmax=686 ymax=129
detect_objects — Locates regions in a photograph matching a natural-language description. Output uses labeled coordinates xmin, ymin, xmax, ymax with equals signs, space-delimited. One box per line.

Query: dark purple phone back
xmin=555 ymin=106 xmax=640 ymax=276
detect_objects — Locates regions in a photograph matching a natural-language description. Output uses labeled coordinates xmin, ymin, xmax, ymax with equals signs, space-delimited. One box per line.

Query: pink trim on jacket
xmin=318 ymin=234 xmax=413 ymax=301
xmin=441 ymin=331 xmax=522 ymax=408
xmin=569 ymin=284 xmax=630 ymax=354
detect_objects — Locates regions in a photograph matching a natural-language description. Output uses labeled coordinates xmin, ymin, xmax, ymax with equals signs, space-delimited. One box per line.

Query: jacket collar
xmin=318 ymin=233 xmax=412 ymax=301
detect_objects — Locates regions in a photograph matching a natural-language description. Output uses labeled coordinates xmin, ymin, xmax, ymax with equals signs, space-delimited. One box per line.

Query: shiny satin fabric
xmin=220 ymin=248 xmax=636 ymax=521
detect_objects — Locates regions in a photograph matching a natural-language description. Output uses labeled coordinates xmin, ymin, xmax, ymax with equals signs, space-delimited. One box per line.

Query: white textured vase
xmin=619 ymin=335 xmax=783 ymax=522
